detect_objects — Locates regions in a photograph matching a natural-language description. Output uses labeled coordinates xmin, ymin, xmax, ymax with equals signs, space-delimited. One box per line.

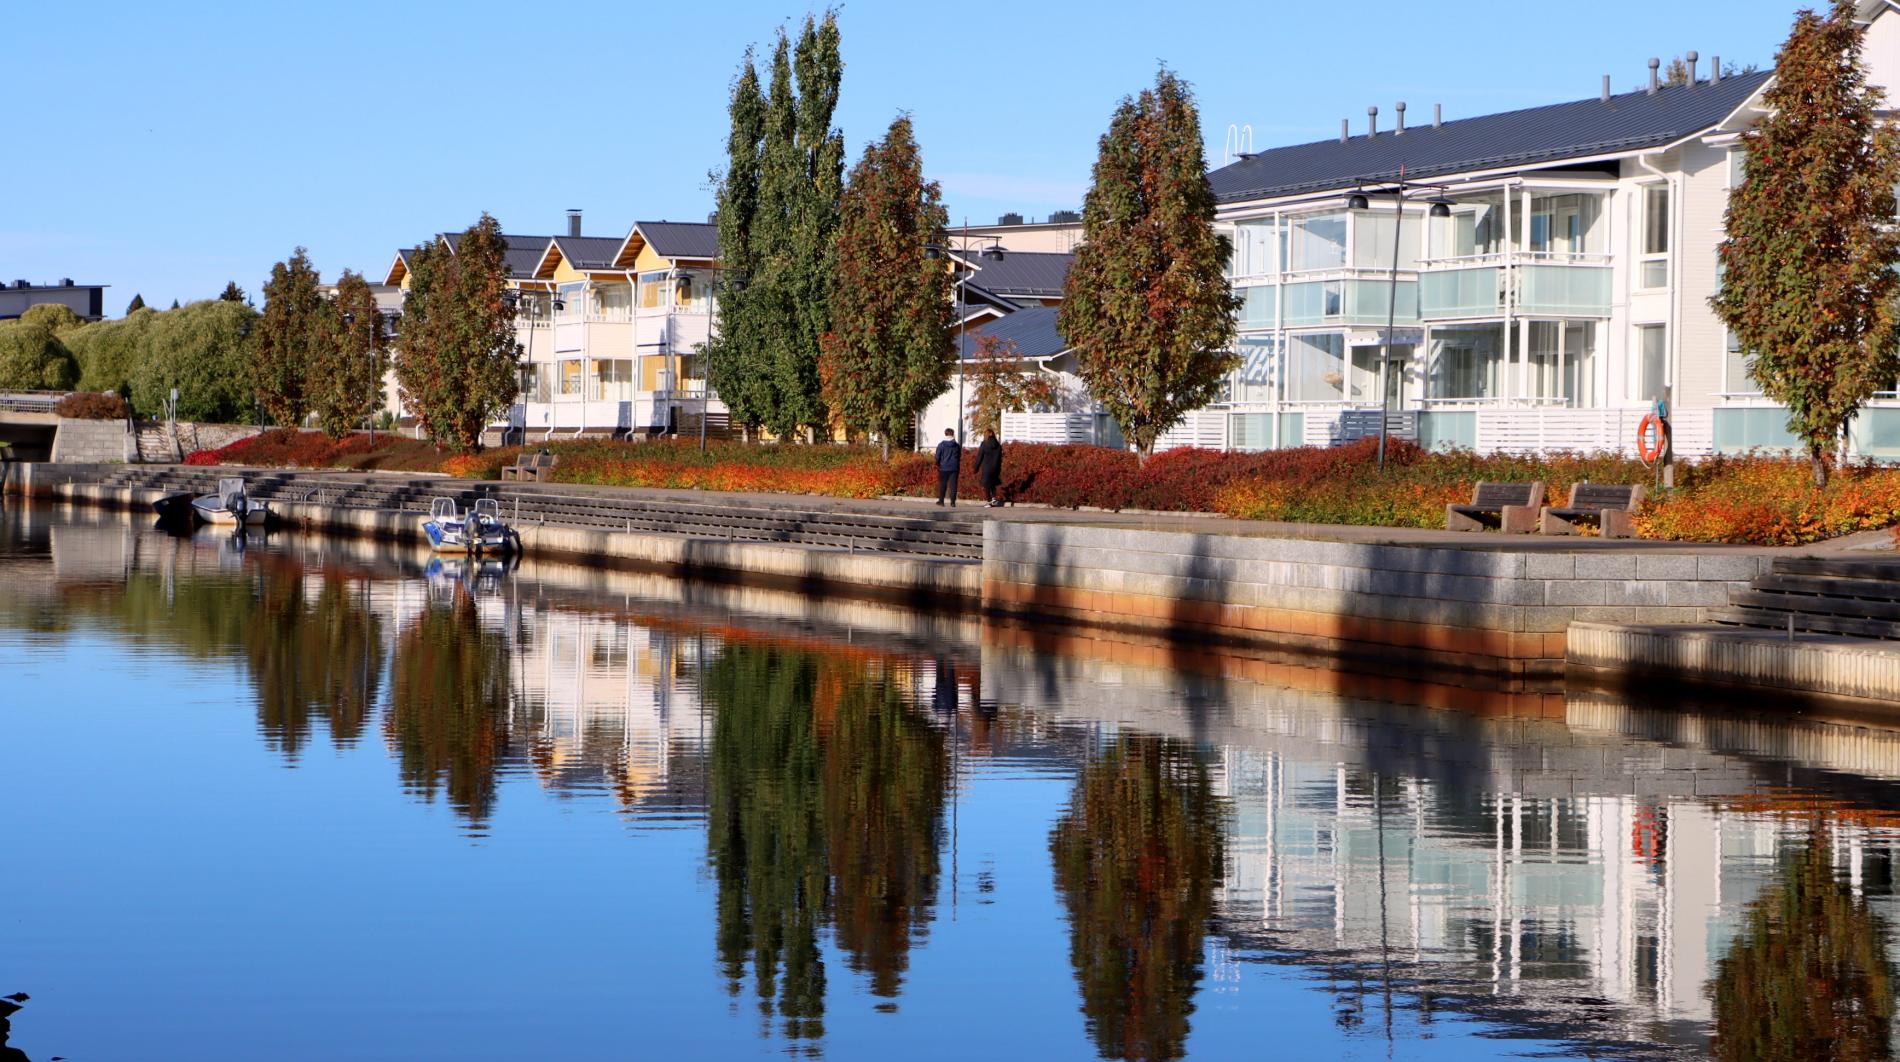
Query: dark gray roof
xmin=1209 ymin=71 xmax=1771 ymax=204
xmin=959 ymin=250 xmax=1072 ymax=299
xmin=955 ymin=304 xmax=1069 ymax=361
xmin=441 ymin=232 xmax=556 ymax=279
xmin=551 ymin=236 xmax=624 ymax=271
xmin=635 ymin=221 xmax=719 ymax=261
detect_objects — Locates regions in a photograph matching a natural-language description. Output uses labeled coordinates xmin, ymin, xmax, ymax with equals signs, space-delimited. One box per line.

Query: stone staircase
xmin=1710 ymin=555 xmax=1900 ymax=640
xmin=133 ymin=424 xmax=179 ymax=463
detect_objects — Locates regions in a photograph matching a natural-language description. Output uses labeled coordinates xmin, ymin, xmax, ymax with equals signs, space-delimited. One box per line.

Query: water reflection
xmin=386 ymin=593 xmax=514 ymax=825
xmin=706 ymin=641 xmax=946 ymax=1045
xmin=1051 ymin=735 xmax=1225 ymax=1062
xmin=1710 ymin=829 xmax=1896 ymax=1061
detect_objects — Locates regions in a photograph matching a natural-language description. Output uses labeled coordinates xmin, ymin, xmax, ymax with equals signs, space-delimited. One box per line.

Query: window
xmin=558 ymin=359 xmax=583 ymax=397
xmin=517 ymin=290 xmax=553 ymax=323
xmin=1640 ymin=185 xmax=1670 ymax=288
xmin=1230 ymin=335 xmax=1279 ymax=403
xmin=1429 ymin=193 xmax=1507 ymax=260
xmin=1728 ymin=148 xmax=1746 ymax=189
xmin=1428 ymin=324 xmax=1508 ymax=400
xmin=1233 ymin=220 xmax=1279 ymax=277
xmin=557 ymin=282 xmax=584 ymax=321
xmin=1348 ymin=344 xmax=1408 ymax=405
xmin=1291 ymin=214 xmax=1347 ymax=272
xmin=588 ymin=283 xmax=632 ymax=321
xmin=674 ymin=270 xmax=714 ymax=313
xmin=597 ymin=359 xmax=635 ymax=400
xmin=1526 ymin=320 xmax=1596 ymax=406
xmin=1634 ymin=324 xmax=1667 ymax=402
xmin=1287 ymin=333 xmax=1345 ymax=401
xmin=638 ymin=272 xmax=668 ymax=309
xmin=1350 ymin=209 xmax=1421 ymax=271
xmin=1527 ymin=193 xmax=1604 ymax=256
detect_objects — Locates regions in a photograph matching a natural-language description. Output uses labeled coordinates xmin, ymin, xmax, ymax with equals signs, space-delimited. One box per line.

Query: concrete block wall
xmin=982 ymin=521 xmax=1776 ymax=674
xmin=48 ymin=419 xmax=131 ymax=463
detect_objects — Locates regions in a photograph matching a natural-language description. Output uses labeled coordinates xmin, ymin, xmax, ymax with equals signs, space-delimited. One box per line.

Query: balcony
xmin=1419 ymin=267 xmax=1501 ymax=320
xmin=1417 ymin=258 xmax=1611 ymax=320
xmin=1518 ymin=264 xmax=1611 ymax=316
xmin=1282 ymin=278 xmax=1418 ymax=327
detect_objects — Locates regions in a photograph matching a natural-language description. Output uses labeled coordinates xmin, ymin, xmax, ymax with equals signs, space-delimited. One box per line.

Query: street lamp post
xmin=1347 ymin=172 xmax=1452 ymax=470
xmin=926 ymin=231 xmax=1005 ymax=445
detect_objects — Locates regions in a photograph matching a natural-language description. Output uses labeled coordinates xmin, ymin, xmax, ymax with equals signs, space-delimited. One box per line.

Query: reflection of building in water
xmin=504 ymin=606 xmax=710 ymax=815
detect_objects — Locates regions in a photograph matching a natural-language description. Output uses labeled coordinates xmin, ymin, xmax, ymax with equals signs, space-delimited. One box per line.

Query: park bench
xmin=1540 ymin=482 xmax=1646 ymax=539
xmin=1445 ymin=480 xmax=1545 ymax=533
xmin=501 ymin=452 xmax=559 ymax=482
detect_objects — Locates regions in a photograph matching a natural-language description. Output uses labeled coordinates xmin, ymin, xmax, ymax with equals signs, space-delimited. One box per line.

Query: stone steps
xmin=1712 ymin=556 xmax=1900 ymax=641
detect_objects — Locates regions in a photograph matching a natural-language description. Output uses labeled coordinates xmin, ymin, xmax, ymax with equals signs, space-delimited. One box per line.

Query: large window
xmin=1634 ymin=324 xmax=1667 ymax=402
xmin=1291 ymin=214 xmax=1347 ymax=272
xmin=1640 ymin=186 xmax=1670 ymax=289
xmin=638 ymin=272 xmax=668 ymax=310
xmin=1525 ymin=320 xmax=1597 ymax=406
xmin=1232 ymin=219 xmax=1280 ymax=278
xmin=558 ymin=359 xmax=584 ymax=397
xmin=1287 ymin=332 xmax=1345 ymax=401
xmin=1526 ymin=193 xmax=1604 ymax=256
xmin=1428 ymin=324 xmax=1508 ymax=400
xmin=1230 ymin=335 xmax=1279 ymax=404
xmin=596 ymin=358 xmax=635 ymax=400
xmin=588 ymin=283 xmax=632 ymax=321
xmin=1429 ymin=193 xmax=1507 ymax=260
xmin=1351 ymin=209 xmax=1421 ymax=271
xmin=557 ymin=282 xmax=584 ymax=322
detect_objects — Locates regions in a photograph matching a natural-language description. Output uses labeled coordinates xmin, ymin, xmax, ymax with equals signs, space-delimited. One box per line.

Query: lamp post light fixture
xmin=927 ymin=234 xmax=1006 ymax=444
xmin=1346 ymin=173 xmax=1452 ymax=470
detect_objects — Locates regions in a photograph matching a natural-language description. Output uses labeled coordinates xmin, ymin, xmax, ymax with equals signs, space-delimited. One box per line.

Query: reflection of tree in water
xmin=247 ymin=569 xmax=384 ymax=755
xmin=1711 ymin=829 xmax=1896 ymax=1062
xmin=385 ymin=596 xmax=513 ymax=826
xmin=705 ymin=643 xmax=946 ymax=1047
xmin=1050 ymin=734 xmax=1227 ymax=1062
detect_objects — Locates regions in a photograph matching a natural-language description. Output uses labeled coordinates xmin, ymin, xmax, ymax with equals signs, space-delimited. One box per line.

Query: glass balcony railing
xmin=1419 ymin=268 xmax=1501 ymax=320
xmin=1518 ymin=264 xmax=1611 ymax=316
xmin=1282 ymin=279 xmax=1418 ymax=326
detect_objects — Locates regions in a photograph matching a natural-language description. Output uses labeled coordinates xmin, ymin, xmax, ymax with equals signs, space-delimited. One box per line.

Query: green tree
xmin=1049 ymin=734 xmax=1226 ymax=1062
xmin=311 ymin=270 xmax=387 ymax=437
xmin=124 ymin=293 xmax=145 ymax=315
xmin=0 ymin=320 xmax=78 ymax=390
xmin=254 ymin=248 xmax=329 ymax=427
xmin=820 ymin=116 xmax=953 ymax=458
xmin=169 ymin=299 xmax=180 ymax=310
xmin=1713 ymin=0 xmax=1900 ymax=486
xmin=18 ymin=304 xmax=84 ymax=334
xmin=1709 ymin=829 xmax=1895 ymax=1062
xmin=64 ymin=308 xmax=157 ymax=393
xmin=219 ymin=281 xmax=248 ymax=304
xmin=130 ymin=299 xmax=258 ymax=422
xmin=1060 ymin=69 xmax=1239 ymax=463
xmin=705 ymin=13 xmax=844 ymax=441
xmin=394 ymin=215 xmax=519 ymax=453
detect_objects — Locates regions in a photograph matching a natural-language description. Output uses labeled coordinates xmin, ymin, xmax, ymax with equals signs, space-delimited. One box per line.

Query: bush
xmin=63 ymin=309 xmax=157 ymax=394
xmin=129 ymin=300 xmax=258 ymax=423
xmin=0 ymin=320 xmax=79 ymax=390
xmin=1636 ymin=455 xmax=1900 ymax=545
xmin=55 ymin=391 xmax=130 ymax=419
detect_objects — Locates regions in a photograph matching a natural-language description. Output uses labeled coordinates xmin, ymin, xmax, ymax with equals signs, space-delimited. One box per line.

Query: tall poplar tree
xmin=705 ymin=12 xmax=843 ymax=442
xmin=254 ymin=247 xmax=328 ymax=427
xmin=311 ymin=269 xmax=387 ymax=437
xmin=1713 ymin=0 xmax=1900 ymax=486
xmin=124 ymin=294 xmax=145 ymax=315
xmin=1060 ymin=69 xmax=1239 ymax=463
xmin=394 ymin=215 xmax=519 ymax=453
xmin=821 ymin=116 xmax=953 ymax=458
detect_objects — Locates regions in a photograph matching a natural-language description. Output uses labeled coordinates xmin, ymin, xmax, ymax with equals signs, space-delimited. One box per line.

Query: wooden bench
xmin=501 ymin=451 xmax=558 ymax=482
xmin=1446 ymin=480 xmax=1545 ymax=533
xmin=1541 ymin=482 xmax=1646 ymax=539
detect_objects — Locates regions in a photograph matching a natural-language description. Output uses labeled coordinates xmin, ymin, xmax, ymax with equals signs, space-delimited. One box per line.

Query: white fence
xmin=1153 ymin=409 xmax=1231 ymax=452
xmin=1001 ymin=412 xmax=1097 ymax=445
xmin=1474 ymin=407 xmax=1713 ymax=458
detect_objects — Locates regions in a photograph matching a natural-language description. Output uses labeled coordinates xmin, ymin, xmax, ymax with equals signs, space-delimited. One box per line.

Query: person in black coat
xmin=933 ymin=427 xmax=962 ymax=506
xmin=974 ymin=429 xmax=1004 ymax=507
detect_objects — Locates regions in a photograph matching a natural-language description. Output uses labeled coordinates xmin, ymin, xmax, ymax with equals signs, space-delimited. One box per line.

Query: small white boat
xmin=191 ymin=477 xmax=270 ymax=526
xmin=422 ymin=497 xmax=516 ymax=554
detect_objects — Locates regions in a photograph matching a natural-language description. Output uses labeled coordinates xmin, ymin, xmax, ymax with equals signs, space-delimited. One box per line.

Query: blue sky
xmin=6 ymin=0 xmax=1802 ymax=314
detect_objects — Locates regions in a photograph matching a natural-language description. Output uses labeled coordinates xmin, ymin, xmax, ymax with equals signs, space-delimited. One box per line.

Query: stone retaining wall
xmin=982 ymin=521 xmax=1775 ymax=677
xmin=1568 ymin=622 xmax=1900 ymax=709
xmin=48 ymin=418 xmax=131 ymax=463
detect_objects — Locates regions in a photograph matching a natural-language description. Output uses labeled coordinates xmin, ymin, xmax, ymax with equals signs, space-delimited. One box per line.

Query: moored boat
xmin=421 ymin=497 xmax=517 ymax=554
xmin=190 ymin=477 xmax=270 ymax=526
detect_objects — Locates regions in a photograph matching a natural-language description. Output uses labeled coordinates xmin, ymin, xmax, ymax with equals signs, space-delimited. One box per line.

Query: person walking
xmin=975 ymin=429 xmax=1004 ymax=507
xmin=933 ymin=428 xmax=962 ymax=506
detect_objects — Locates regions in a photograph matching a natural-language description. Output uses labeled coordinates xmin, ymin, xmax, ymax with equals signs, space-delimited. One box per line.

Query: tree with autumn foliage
xmin=1061 ymin=69 xmax=1239 ymax=463
xmin=820 ymin=116 xmax=953 ymax=458
xmin=966 ymin=333 xmax=1059 ymax=436
xmin=1713 ymin=0 xmax=1900 ymax=487
xmin=253 ymin=247 xmax=328 ymax=426
xmin=310 ymin=269 xmax=387 ymax=437
xmin=394 ymin=215 xmax=519 ymax=453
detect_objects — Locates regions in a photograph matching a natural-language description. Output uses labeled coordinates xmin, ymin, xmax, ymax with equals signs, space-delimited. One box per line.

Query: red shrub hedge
xmin=55 ymin=391 xmax=129 ymax=420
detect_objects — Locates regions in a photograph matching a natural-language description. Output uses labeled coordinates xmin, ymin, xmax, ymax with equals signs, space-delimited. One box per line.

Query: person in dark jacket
xmin=974 ymin=429 xmax=1003 ymax=507
xmin=933 ymin=428 xmax=962 ymax=506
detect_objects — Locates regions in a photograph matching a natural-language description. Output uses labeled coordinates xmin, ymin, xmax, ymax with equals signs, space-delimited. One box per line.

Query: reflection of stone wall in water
xmin=1049 ymin=734 xmax=1226 ymax=1062
xmin=704 ymin=643 xmax=947 ymax=1046
xmin=1711 ymin=831 xmax=1897 ymax=1062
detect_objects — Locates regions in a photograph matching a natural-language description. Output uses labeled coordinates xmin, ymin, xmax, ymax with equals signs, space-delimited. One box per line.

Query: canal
xmin=4 ymin=502 xmax=1898 ymax=1061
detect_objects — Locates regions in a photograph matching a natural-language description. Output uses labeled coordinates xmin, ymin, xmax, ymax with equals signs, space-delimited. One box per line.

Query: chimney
xmin=1340 ymin=118 xmax=1349 ymax=143
xmin=1712 ymin=54 xmax=1723 ymax=82
xmin=1367 ymin=105 xmax=1378 ymax=136
xmin=1686 ymin=51 xmax=1699 ymax=87
xmin=1395 ymin=101 xmax=1407 ymax=135
xmin=566 ymin=209 xmax=582 ymax=237
xmin=1648 ymin=57 xmax=1660 ymax=94
xmin=1434 ymin=103 xmax=1442 ymax=129
xmin=61 ymin=278 xmax=73 ymax=287
xmin=1602 ymin=75 xmax=1612 ymax=102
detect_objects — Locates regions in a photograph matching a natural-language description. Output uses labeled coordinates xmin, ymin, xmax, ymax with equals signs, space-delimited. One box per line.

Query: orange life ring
xmin=1636 ymin=413 xmax=1668 ymax=462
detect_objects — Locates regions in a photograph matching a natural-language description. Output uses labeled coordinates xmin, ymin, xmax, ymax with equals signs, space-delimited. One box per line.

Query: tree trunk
xmin=1810 ymin=440 xmax=1830 ymax=489
xmin=881 ymin=434 xmax=890 ymax=462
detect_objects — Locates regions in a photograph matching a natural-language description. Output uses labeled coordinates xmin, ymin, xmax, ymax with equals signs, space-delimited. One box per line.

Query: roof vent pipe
xmin=1433 ymin=103 xmax=1442 ymax=129
xmin=1686 ymin=51 xmax=1699 ymax=87
xmin=1602 ymin=75 xmax=1611 ymax=102
xmin=1395 ymin=101 xmax=1406 ymax=135
xmin=566 ymin=209 xmax=582 ymax=237
xmin=1712 ymin=55 xmax=1723 ymax=82
xmin=1367 ymin=105 xmax=1378 ymax=136
xmin=1341 ymin=118 xmax=1349 ymax=143
xmin=1648 ymin=57 xmax=1660 ymax=94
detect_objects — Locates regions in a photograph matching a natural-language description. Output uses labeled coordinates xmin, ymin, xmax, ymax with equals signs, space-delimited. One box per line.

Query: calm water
xmin=5 ymin=504 xmax=1900 ymax=1061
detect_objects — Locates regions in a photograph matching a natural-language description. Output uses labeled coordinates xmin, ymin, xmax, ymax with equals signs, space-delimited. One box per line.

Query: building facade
xmin=0 ymin=279 xmax=107 ymax=321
